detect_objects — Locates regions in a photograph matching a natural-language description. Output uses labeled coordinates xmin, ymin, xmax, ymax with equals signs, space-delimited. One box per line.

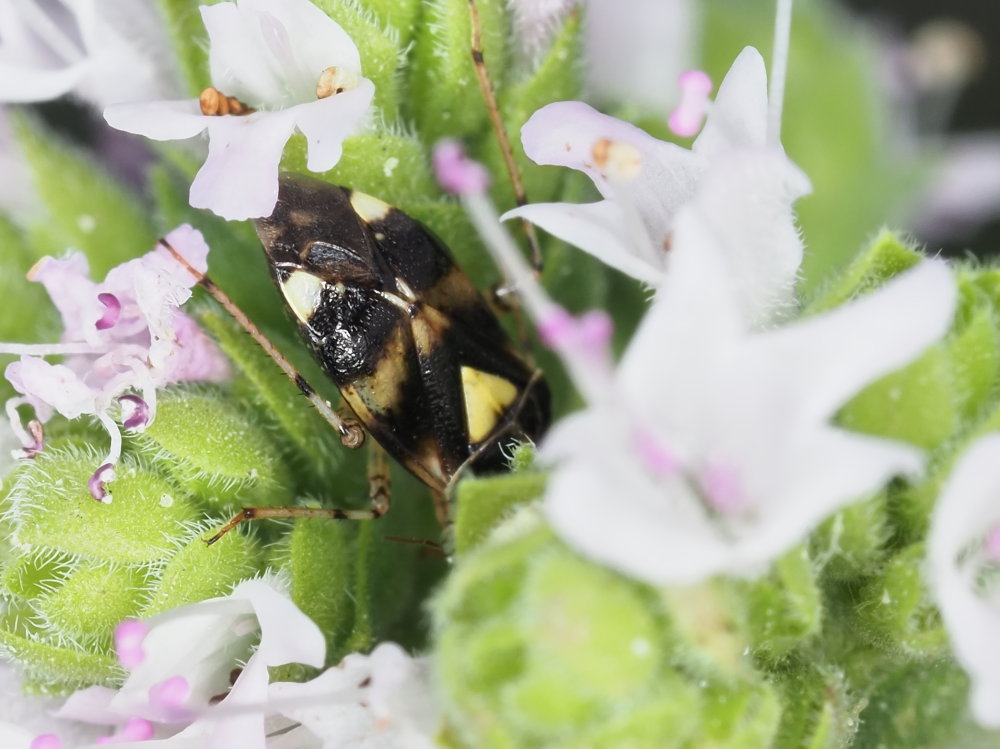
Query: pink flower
xmin=0 ymin=225 xmax=229 ymax=499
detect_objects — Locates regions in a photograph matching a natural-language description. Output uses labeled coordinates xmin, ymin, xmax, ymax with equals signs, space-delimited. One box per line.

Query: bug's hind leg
xmin=205 ymin=443 xmax=394 ymax=545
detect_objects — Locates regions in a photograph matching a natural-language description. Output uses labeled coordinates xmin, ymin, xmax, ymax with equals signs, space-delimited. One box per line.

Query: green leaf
xmin=312 ymin=0 xmax=405 ymax=120
xmin=9 ymin=448 xmax=200 ymax=565
xmin=13 ymin=113 xmax=157 ymax=276
xmin=454 ymin=471 xmax=546 ymax=555
xmin=134 ymin=386 xmax=294 ymax=508
xmin=283 ymin=132 xmax=438 ymax=205
xmin=407 ymin=0 xmax=509 ymax=144
xmin=804 ymin=230 xmax=923 ymax=315
xmin=156 ymin=0 xmax=211 ymax=94
xmin=745 ymin=546 xmax=823 ymax=662
xmin=36 ymin=563 xmax=148 ymax=646
xmin=141 ymin=524 xmax=264 ymax=616
xmin=811 ymin=493 xmax=891 ymax=581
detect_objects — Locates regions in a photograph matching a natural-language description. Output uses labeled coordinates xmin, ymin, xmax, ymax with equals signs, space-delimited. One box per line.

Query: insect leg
xmin=367 ymin=441 xmax=391 ymax=515
xmin=159 ymin=239 xmax=366 ymax=450
xmin=204 ymin=503 xmax=385 ymax=546
xmin=467 ymin=0 xmax=543 ymax=273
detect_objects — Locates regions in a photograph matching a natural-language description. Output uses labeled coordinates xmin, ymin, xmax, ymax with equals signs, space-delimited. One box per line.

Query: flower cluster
xmin=0 ymin=225 xmax=228 ymax=499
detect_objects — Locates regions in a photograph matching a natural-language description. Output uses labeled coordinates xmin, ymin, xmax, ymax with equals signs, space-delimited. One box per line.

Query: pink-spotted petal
xmin=189 ymin=111 xmax=298 ymax=220
xmin=114 ymin=620 xmax=149 ymax=669
xmin=520 ymin=100 xmax=693 ymax=199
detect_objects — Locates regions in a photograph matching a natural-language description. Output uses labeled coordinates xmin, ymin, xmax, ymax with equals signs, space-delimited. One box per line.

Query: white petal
xmin=204 ymin=0 xmax=362 ymax=107
xmin=189 ymin=111 xmax=298 ymax=220
xmin=104 ymin=99 xmax=207 ymax=141
xmin=5 ymin=358 xmax=97 ymax=419
xmin=0 ymin=59 xmax=87 ymax=102
xmin=293 ymin=80 xmax=374 ymax=173
xmin=686 ymin=147 xmax=811 ymax=326
xmin=748 ymin=259 xmax=956 ymax=426
xmin=928 ymin=435 xmax=1000 ymax=727
xmin=694 ymin=46 xmax=769 ymax=156
xmin=233 ymin=578 xmax=325 ymax=670
xmin=503 ymin=200 xmax=664 ymax=285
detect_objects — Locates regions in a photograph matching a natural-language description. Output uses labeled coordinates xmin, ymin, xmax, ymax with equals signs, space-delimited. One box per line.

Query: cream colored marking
xmin=395 ymin=277 xmax=417 ymax=301
xmin=349 ymin=190 xmax=392 ymax=223
xmin=461 ymin=366 xmax=518 ymax=443
xmin=374 ymin=289 xmax=411 ymax=314
xmin=280 ymin=270 xmax=325 ymax=323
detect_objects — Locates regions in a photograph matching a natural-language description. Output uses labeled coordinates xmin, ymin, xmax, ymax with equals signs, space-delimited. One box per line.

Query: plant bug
xmin=162 ymin=176 xmax=550 ymax=542
xmin=158 ymin=0 xmax=553 ymax=542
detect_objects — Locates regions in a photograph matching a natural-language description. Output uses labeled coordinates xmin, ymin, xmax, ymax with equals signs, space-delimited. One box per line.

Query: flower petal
xmin=503 ymin=200 xmax=664 ymax=285
xmin=928 ymin=434 xmax=1000 ymax=728
xmin=520 ymin=100 xmax=696 ymax=201
xmin=693 ymin=46 xmax=769 ymax=156
xmin=103 ymin=99 xmax=207 ymax=141
xmin=292 ymin=80 xmax=374 ymax=173
xmin=189 ymin=111 xmax=298 ymax=220
xmin=5 ymin=358 xmax=97 ymax=420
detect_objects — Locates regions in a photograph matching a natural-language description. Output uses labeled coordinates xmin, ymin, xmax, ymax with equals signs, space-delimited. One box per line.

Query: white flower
xmin=928 ymin=434 xmax=1000 ymax=728
xmin=52 ymin=577 xmax=439 ymax=747
xmin=0 ymin=0 xmax=179 ymax=106
xmin=503 ymin=47 xmax=810 ymax=326
xmin=104 ymin=0 xmax=375 ymax=221
xmin=540 ymin=209 xmax=956 ymax=585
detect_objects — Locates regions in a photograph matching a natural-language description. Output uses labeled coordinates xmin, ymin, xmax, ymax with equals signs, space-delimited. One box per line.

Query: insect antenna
xmin=467 ymin=0 xmax=543 ymax=273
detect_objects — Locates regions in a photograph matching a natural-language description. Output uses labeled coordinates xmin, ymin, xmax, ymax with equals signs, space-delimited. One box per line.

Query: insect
xmin=158 ymin=0 xmax=552 ymax=541
xmin=165 ymin=175 xmax=550 ymax=542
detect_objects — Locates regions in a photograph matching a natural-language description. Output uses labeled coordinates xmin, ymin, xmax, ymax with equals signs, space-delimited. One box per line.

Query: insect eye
xmin=303 ymin=242 xmax=378 ymax=285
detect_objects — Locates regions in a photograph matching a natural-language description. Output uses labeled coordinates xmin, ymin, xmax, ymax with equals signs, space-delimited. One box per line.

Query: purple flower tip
xmin=31 ymin=735 xmax=62 ymax=749
xmin=95 ymin=293 xmax=122 ymax=330
xmin=88 ymin=463 xmax=116 ymax=502
xmin=633 ymin=427 xmax=680 ymax=477
xmin=432 ymin=138 xmax=491 ymax=195
xmin=118 ymin=394 xmax=150 ymax=430
xmin=700 ymin=463 xmax=747 ymax=515
xmin=668 ymin=68 xmax=714 ymax=138
xmin=985 ymin=523 xmax=1000 ymax=561
xmin=149 ymin=674 xmax=190 ymax=710
xmin=114 ymin=619 xmax=149 ymax=669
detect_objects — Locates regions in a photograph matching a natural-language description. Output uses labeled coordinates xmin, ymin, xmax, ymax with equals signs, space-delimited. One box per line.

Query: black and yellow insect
xmin=178 ymin=175 xmax=549 ymax=541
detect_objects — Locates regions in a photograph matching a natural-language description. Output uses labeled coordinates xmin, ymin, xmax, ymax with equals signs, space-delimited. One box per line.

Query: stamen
xmin=316 ymin=66 xmax=359 ymax=98
xmin=95 ymin=293 xmax=122 ymax=330
xmin=984 ymin=523 xmax=1000 ymax=561
xmin=114 ymin=619 xmax=148 ymax=669
xmin=96 ymin=716 xmax=154 ymax=744
xmin=30 ymin=735 xmax=62 ymax=749
xmin=432 ymin=139 xmax=491 ymax=196
xmin=591 ymin=138 xmax=643 ymax=180
xmin=97 ymin=410 xmax=123 ymax=469
xmin=118 ymin=394 xmax=150 ymax=431
xmin=199 ymin=87 xmax=254 ymax=116
xmin=6 ymin=398 xmax=45 ymax=457
xmin=699 ymin=462 xmax=748 ymax=515
xmin=149 ymin=675 xmax=190 ymax=710
xmin=668 ymin=70 xmax=713 ymax=137
xmin=768 ymin=0 xmax=794 ymax=145
xmin=88 ymin=463 xmax=116 ymax=503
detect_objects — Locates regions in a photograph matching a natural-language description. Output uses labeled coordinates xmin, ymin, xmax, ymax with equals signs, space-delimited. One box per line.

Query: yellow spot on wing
xmin=349 ymin=190 xmax=391 ymax=223
xmin=461 ymin=366 xmax=518 ymax=444
xmin=281 ymin=270 xmax=325 ymax=324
